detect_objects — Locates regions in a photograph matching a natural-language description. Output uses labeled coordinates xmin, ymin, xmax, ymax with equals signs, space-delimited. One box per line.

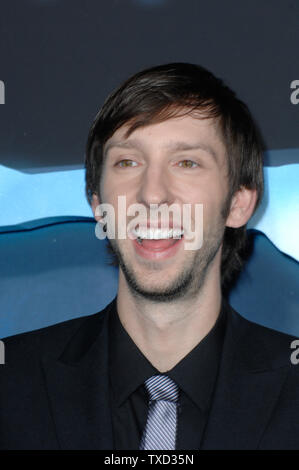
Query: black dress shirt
xmin=108 ymin=298 xmax=227 ymax=450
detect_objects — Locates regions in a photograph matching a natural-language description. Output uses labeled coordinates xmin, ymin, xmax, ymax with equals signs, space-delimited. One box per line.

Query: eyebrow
xmin=103 ymin=139 xmax=218 ymax=162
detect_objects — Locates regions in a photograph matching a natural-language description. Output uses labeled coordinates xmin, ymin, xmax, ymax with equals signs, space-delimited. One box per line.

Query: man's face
xmin=96 ymin=113 xmax=231 ymax=302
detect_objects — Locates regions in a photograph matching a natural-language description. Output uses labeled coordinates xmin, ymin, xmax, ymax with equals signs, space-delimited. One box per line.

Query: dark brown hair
xmin=85 ymin=63 xmax=264 ymax=289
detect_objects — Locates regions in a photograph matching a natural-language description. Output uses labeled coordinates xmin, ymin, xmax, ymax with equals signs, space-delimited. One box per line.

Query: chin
xmin=123 ymin=264 xmax=197 ymax=302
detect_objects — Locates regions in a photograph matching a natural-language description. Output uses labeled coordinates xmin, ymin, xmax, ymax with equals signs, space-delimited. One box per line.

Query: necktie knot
xmin=144 ymin=374 xmax=179 ymax=403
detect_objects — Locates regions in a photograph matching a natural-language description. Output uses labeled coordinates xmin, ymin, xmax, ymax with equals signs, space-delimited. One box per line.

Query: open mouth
xmin=131 ymin=227 xmax=184 ymax=258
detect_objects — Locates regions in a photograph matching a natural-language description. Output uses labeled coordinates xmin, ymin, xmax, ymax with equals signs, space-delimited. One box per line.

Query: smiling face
xmin=92 ymin=113 xmax=233 ymax=302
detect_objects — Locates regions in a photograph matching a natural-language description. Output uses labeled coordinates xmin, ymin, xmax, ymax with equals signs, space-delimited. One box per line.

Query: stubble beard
xmin=107 ymin=217 xmax=226 ymax=304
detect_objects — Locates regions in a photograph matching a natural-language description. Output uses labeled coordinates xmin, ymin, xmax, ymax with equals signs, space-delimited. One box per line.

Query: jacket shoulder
xmin=231 ymin=306 xmax=299 ymax=343
xmin=1 ymin=301 xmax=114 ymax=364
xmin=228 ymin=304 xmax=299 ymax=370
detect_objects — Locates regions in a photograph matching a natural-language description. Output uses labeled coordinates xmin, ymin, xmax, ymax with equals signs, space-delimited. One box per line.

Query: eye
xmin=115 ymin=159 xmax=138 ymax=168
xmin=178 ymin=160 xmax=198 ymax=169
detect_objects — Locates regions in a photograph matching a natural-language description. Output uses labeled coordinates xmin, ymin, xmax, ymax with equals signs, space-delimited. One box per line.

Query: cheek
xmin=190 ymin=194 xmax=226 ymax=233
xmin=100 ymin=173 xmax=120 ymax=204
xmin=193 ymin=176 xmax=227 ymax=214
xmin=101 ymin=170 xmax=136 ymax=204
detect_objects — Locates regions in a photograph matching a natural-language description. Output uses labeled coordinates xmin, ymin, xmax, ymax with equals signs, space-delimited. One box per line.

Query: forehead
xmin=103 ymin=114 xmax=226 ymax=163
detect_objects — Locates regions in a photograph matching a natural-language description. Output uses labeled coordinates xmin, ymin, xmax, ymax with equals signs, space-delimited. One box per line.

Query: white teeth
xmin=172 ymin=229 xmax=184 ymax=239
xmin=133 ymin=228 xmax=184 ymax=240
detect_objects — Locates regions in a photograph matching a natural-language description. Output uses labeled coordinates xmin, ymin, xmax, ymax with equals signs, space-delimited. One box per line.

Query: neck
xmin=116 ymin=261 xmax=222 ymax=373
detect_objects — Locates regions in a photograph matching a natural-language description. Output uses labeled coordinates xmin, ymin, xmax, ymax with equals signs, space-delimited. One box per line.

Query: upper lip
xmin=142 ymin=221 xmax=183 ymax=230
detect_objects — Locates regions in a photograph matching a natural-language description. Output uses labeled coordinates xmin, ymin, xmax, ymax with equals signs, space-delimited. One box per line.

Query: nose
xmin=136 ymin=163 xmax=172 ymax=208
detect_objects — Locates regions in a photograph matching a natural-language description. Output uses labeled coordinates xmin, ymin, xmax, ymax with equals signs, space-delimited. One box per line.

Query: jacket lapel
xmin=201 ymin=305 xmax=290 ymax=449
xmin=41 ymin=301 xmax=115 ymax=450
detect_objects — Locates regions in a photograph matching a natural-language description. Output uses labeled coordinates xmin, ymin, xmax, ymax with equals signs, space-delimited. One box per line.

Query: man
xmin=1 ymin=63 xmax=299 ymax=450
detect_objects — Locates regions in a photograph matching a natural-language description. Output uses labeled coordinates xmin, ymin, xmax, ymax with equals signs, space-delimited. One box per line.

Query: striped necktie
xmin=139 ymin=374 xmax=179 ymax=450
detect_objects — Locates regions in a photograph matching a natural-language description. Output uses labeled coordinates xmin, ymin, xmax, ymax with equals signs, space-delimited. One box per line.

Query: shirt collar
xmin=108 ymin=297 xmax=227 ymax=411
xmin=108 ymin=298 xmax=158 ymax=407
xmin=167 ymin=301 xmax=227 ymax=411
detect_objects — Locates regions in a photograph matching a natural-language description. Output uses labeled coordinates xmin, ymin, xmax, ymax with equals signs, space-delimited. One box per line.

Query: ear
xmin=91 ymin=193 xmax=102 ymax=222
xmin=226 ymin=186 xmax=258 ymax=228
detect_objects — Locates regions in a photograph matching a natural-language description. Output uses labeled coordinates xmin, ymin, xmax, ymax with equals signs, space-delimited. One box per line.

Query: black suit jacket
xmin=1 ymin=297 xmax=299 ymax=450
